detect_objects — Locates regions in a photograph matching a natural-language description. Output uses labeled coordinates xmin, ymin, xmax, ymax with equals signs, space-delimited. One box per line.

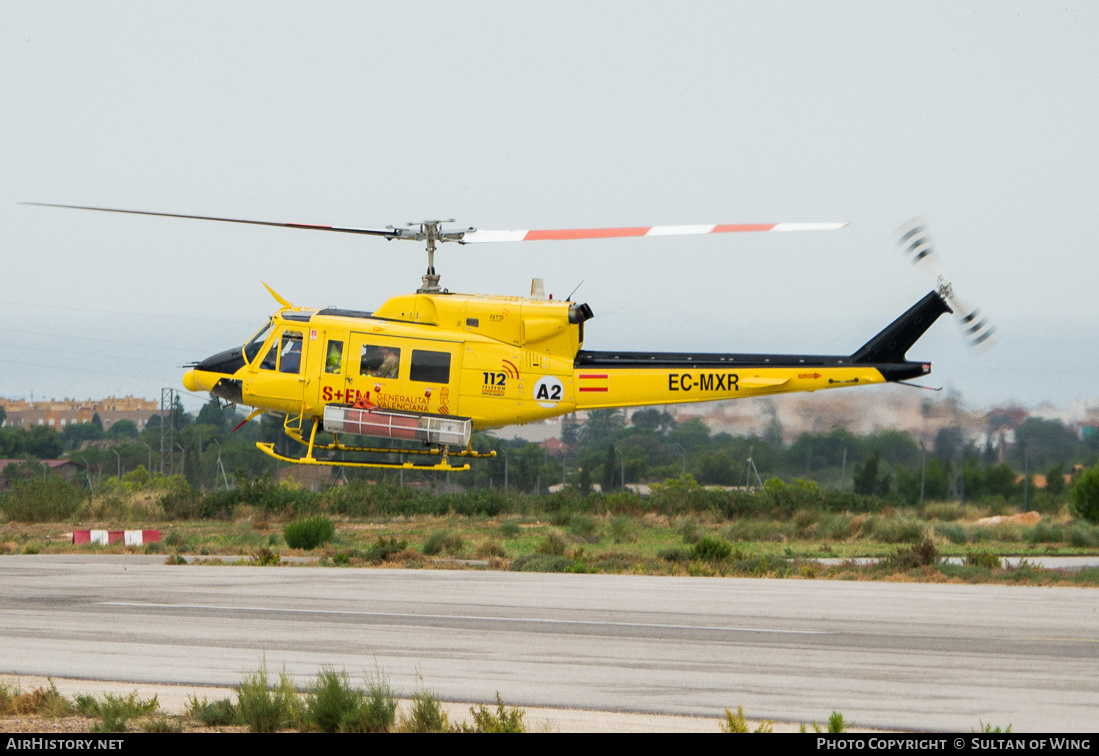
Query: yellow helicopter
xmin=26 ymin=204 xmax=996 ymax=472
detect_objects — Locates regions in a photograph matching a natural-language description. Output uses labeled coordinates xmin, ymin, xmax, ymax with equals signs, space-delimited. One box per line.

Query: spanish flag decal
xmin=578 ymin=373 xmax=609 ymax=393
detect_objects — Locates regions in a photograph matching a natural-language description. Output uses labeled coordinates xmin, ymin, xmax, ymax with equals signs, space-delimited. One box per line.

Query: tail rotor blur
xmin=894 ymin=216 xmax=998 ymax=354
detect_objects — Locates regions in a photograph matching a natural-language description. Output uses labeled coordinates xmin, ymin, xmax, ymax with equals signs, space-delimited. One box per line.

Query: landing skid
xmin=255 ymin=417 xmax=495 ymax=472
xmin=256 ymin=442 xmax=473 ymax=471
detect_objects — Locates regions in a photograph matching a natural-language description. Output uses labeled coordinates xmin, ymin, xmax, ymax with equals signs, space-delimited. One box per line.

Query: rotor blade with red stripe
xmin=22 ymin=203 xmax=400 ymax=238
xmin=458 ymin=222 xmax=848 ymax=244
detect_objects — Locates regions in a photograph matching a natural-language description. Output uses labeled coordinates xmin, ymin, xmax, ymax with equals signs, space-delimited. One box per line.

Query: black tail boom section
xmin=574 ymin=291 xmax=949 ymax=385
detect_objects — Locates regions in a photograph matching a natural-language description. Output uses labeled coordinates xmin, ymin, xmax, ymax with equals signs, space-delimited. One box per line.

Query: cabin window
xmin=244 ymin=320 xmax=274 ymax=363
xmin=360 ymin=344 xmax=401 ymax=379
xmin=410 ymin=350 xmax=451 ymax=384
xmin=325 ymin=340 xmax=344 ymax=374
xmin=260 ymin=341 xmax=278 ymax=371
xmin=278 ymin=332 xmax=304 ymax=374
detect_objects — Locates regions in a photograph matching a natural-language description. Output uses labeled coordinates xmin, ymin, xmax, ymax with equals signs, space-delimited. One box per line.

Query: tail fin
xmin=851 ymin=291 xmax=951 ymax=365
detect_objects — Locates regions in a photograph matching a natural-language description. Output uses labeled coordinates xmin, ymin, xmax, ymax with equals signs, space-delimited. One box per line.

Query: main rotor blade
xmin=458 ymin=222 xmax=848 ymax=243
xmin=22 ymin=203 xmax=400 ymax=239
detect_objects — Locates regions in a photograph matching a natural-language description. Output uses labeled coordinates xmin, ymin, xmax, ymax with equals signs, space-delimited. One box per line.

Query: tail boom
xmin=572 ymin=291 xmax=947 ymax=410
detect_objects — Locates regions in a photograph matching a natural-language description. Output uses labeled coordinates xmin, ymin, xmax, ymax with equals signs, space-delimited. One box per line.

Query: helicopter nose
xmin=183 ymin=369 xmax=206 ymax=393
xmin=183 ymin=346 xmax=247 ymax=394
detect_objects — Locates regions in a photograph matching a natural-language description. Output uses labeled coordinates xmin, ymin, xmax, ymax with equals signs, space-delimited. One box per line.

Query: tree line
xmin=2 ymin=400 xmax=1097 ymax=509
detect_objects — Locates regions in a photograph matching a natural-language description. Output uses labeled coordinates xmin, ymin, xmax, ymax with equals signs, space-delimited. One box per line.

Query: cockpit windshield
xmin=243 ymin=320 xmax=275 ymax=363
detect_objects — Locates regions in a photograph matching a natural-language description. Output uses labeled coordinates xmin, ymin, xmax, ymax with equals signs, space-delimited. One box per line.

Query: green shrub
xmin=1070 ymin=464 xmax=1099 ymax=524
xmin=4 ymin=681 xmax=74 ymax=718
xmin=236 ymin=660 xmax=301 ymax=733
xmin=423 ymin=530 xmax=464 ymax=556
xmin=203 ymin=475 xmax=319 ymax=518
xmin=723 ymin=519 xmax=797 ymax=542
xmin=818 ymin=514 xmax=857 ymax=541
xmin=159 ymin=483 xmax=202 ymax=520
xmin=1027 ymin=521 xmax=1063 ymax=544
xmin=692 ymin=535 xmax=733 ymax=561
xmin=283 ymin=516 xmax=335 ymax=550
xmin=865 ymin=515 xmax=926 ymax=544
xmin=731 ymin=555 xmax=791 ymax=576
xmin=461 ymin=693 xmax=526 ymax=733
xmin=535 ymin=530 xmax=569 ymax=556
xmin=499 ymin=521 xmax=521 ymax=538
xmin=400 ymin=689 xmax=449 ymax=733
xmin=890 ymin=539 xmax=939 ymax=570
xmin=252 ymin=547 xmax=280 ymax=566
xmin=828 ymin=710 xmax=846 ymax=733
xmin=1067 ymin=523 xmax=1099 ymax=548
xmin=568 ymin=515 xmax=600 ymax=542
xmin=965 ymin=551 xmax=1002 ymax=569
xmin=510 ymin=554 xmax=572 ymax=572
xmin=609 ymin=515 xmax=638 ymax=543
xmin=0 ymin=478 xmax=84 ymax=522
xmin=85 ymin=691 xmax=159 ymax=733
xmin=658 ymin=547 xmax=690 ymax=563
xmin=476 ymin=540 xmax=508 ymax=558
xmin=721 ymin=705 xmax=750 ymax=733
xmin=676 ymin=517 xmax=702 ymax=544
xmin=365 ymin=536 xmax=408 ymax=563
xmin=720 ymin=705 xmax=773 ymax=733
xmin=139 ymin=716 xmax=183 ymax=733
xmin=934 ymin=522 xmax=968 ymax=545
xmin=305 ymin=667 xmax=362 ymax=733
xmin=344 ymin=671 xmax=398 ymax=733
xmin=550 ymin=510 xmax=573 ymax=526
xmin=187 ymin=696 xmax=238 ymax=727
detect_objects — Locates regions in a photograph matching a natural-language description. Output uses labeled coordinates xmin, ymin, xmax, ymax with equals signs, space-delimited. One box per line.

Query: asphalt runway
xmin=1 ymin=555 xmax=1096 ymax=732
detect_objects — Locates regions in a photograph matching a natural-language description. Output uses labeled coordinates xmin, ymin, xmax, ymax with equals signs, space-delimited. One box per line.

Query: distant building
xmin=540 ymin=437 xmax=572 ymax=458
xmin=0 ymin=396 xmax=160 ymax=431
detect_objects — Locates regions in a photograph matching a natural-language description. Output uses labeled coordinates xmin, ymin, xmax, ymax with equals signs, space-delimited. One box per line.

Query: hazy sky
xmin=2 ymin=1 xmax=1097 ymax=413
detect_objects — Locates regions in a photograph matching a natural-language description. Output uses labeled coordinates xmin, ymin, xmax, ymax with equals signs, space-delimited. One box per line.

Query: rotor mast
xmin=408 ymin=219 xmax=459 ymax=293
